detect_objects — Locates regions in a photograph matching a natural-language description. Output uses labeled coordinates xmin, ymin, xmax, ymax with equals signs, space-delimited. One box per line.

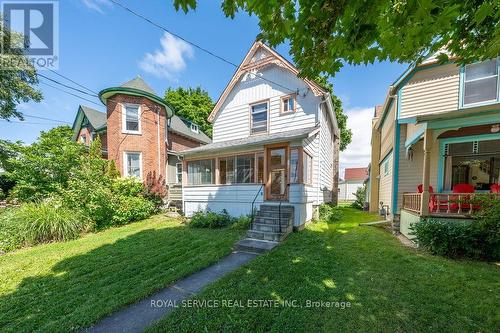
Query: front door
xmin=265 ymin=145 xmax=288 ymax=201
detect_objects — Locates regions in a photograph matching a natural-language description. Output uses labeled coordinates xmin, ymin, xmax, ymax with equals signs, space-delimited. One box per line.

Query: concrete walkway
xmin=84 ymin=251 xmax=258 ymax=333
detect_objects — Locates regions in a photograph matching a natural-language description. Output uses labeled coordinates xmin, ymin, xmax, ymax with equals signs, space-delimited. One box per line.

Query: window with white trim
xmin=79 ymin=134 xmax=86 ymax=144
xmin=187 ymin=159 xmax=214 ymax=185
xmin=282 ymin=95 xmax=295 ymax=113
xmin=190 ymin=123 xmax=199 ymax=133
xmin=123 ymin=104 xmax=140 ymax=133
xmin=250 ymin=102 xmax=268 ymax=134
xmin=176 ymin=163 xmax=183 ymax=183
xmin=124 ymin=152 xmax=142 ymax=179
xmin=290 ymin=148 xmax=299 ymax=183
xmin=463 ymin=59 xmax=498 ymax=106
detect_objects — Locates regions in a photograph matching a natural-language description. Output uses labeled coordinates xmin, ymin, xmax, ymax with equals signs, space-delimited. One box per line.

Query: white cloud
xmin=139 ymin=33 xmax=194 ymax=80
xmin=339 ymin=107 xmax=374 ymax=179
xmin=82 ymin=0 xmax=110 ymax=13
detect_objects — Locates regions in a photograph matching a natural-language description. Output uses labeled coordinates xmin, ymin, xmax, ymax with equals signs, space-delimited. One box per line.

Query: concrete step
xmin=253 ymin=216 xmax=292 ymax=225
xmin=246 ymin=229 xmax=292 ymax=242
xmin=259 ymin=205 xmax=294 ymax=212
xmin=251 ymin=222 xmax=288 ymax=233
xmin=256 ymin=211 xmax=293 ymax=219
xmin=234 ymin=238 xmax=279 ymax=254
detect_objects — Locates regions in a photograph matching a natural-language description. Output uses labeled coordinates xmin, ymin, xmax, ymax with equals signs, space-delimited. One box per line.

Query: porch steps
xmin=234 ymin=239 xmax=279 ymax=254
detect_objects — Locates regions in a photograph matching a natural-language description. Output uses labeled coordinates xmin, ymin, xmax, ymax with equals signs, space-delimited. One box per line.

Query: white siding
xmin=400 ymin=64 xmax=460 ymax=119
xmin=319 ymin=106 xmax=335 ymax=203
xmin=212 ymin=66 xmax=319 ymax=143
xmin=303 ymin=133 xmax=320 ymax=205
xmin=339 ymin=181 xmax=364 ymax=201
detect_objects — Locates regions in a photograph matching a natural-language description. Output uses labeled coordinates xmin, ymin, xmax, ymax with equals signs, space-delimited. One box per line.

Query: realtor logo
xmin=1 ymin=0 xmax=59 ymax=69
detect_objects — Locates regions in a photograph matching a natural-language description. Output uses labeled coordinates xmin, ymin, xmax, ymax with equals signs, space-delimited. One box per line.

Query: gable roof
xmin=98 ymin=76 xmax=174 ymax=118
xmin=168 ymin=115 xmax=212 ymax=144
xmin=207 ymin=41 xmax=328 ymax=123
xmin=344 ymin=167 xmax=368 ymax=182
xmin=71 ymin=105 xmax=106 ymax=140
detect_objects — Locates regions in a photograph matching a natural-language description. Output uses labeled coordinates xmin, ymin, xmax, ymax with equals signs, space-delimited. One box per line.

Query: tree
xmin=316 ymin=76 xmax=352 ymax=151
xmin=164 ymin=87 xmax=215 ymax=137
xmin=7 ymin=126 xmax=86 ymax=201
xmin=0 ymin=19 xmax=42 ymax=119
xmin=173 ymin=0 xmax=498 ymax=77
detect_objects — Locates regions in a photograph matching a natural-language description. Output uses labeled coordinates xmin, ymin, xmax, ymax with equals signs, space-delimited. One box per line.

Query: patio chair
xmin=417 ymin=184 xmax=442 ymax=213
xmin=450 ymin=183 xmax=475 ymax=213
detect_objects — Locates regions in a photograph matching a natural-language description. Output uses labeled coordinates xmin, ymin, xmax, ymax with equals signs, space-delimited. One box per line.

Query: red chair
xmin=417 ymin=185 xmax=442 ymax=213
xmin=491 ymin=184 xmax=500 ymax=193
xmin=417 ymin=184 xmax=434 ymax=193
xmin=450 ymin=184 xmax=475 ymax=212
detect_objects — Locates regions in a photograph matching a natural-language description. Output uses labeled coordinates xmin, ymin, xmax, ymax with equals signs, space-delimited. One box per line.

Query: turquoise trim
xmin=392 ymin=121 xmax=401 ymax=212
xmin=380 ymin=149 xmax=393 ymax=167
xmin=398 ymin=117 xmax=417 ymax=124
xmin=427 ymin=109 xmax=500 ymax=130
xmin=458 ymin=58 xmax=500 ymax=110
xmin=405 ymin=123 xmax=427 ymax=148
xmin=437 ymin=132 xmax=500 ymax=192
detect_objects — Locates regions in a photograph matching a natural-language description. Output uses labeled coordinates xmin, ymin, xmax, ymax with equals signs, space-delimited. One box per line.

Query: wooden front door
xmin=265 ymin=145 xmax=289 ymax=201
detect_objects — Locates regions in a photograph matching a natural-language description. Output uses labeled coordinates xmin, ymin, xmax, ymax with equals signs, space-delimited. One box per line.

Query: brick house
xmin=72 ymin=76 xmax=211 ymax=207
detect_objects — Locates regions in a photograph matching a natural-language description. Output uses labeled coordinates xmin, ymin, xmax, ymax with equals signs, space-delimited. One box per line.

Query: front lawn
xmin=150 ymin=208 xmax=500 ymax=332
xmin=0 ymin=215 xmax=243 ymax=332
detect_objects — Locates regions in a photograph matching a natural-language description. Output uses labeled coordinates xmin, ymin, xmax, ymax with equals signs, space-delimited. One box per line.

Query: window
xmin=123 ymin=104 xmax=140 ymax=133
xmin=281 ymin=95 xmax=296 ymax=113
xmin=257 ymin=153 xmax=264 ymax=183
xmin=187 ymin=159 xmax=213 ymax=185
xmin=443 ymin=139 xmax=500 ymax=191
xmin=124 ymin=152 xmax=142 ymax=179
xmin=79 ymin=134 xmax=86 ymax=144
xmin=383 ymin=160 xmax=389 ymax=176
xmin=250 ymin=102 xmax=268 ymax=134
xmin=219 ymin=157 xmax=235 ymax=184
xmin=290 ymin=148 xmax=299 ymax=183
xmin=176 ymin=163 xmax=183 ymax=183
xmin=303 ymin=152 xmax=313 ymax=184
xmin=463 ymin=59 xmax=499 ymax=106
xmin=190 ymin=123 xmax=199 ymax=133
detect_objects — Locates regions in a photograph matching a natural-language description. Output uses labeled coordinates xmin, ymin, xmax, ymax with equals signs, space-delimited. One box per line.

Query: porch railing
xmin=403 ymin=192 xmax=500 ymax=216
xmin=402 ymin=193 xmax=422 ymax=214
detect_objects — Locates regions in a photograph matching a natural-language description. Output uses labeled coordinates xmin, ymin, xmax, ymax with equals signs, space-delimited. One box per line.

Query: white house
xmin=180 ymin=41 xmax=340 ymax=236
xmin=338 ymin=167 xmax=368 ymax=201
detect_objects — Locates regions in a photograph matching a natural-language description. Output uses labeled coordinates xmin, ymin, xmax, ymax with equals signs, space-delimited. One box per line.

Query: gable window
xmin=250 ymin=102 xmax=268 ymax=134
xmin=124 ymin=152 xmax=142 ymax=179
xmin=190 ymin=123 xmax=199 ymax=133
xmin=281 ymin=95 xmax=296 ymax=114
xmin=176 ymin=163 xmax=183 ymax=183
xmin=187 ymin=159 xmax=214 ymax=185
xmin=123 ymin=104 xmax=141 ymax=134
xmin=463 ymin=59 xmax=499 ymax=107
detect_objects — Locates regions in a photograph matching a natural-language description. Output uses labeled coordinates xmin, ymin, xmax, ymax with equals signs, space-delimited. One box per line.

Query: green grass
xmin=149 ymin=208 xmax=500 ymax=333
xmin=0 ymin=215 xmax=243 ymax=332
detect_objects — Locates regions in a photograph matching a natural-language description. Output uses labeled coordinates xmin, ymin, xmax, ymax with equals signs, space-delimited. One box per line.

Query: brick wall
xmin=168 ymin=132 xmax=202 ymax=152
xmin=106 ymin=94 xmax=167 ymax=180
xmin=77 ymin=127 xmax=92 ymax=145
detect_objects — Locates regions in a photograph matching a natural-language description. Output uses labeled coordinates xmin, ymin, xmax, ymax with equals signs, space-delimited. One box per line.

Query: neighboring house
xmin=71 ymin=76 xmax=211 ymax=208
xmin=180 ymin=41 xmax=340 ymax=230
xmin=369 ymin=56 xmax=500 ymax=239
xmin=338 ymin=167 xmax=368 ymax=201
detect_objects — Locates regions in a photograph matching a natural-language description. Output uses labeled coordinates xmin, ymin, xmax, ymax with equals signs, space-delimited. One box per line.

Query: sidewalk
xmin=84 ymin=251 xmax=258 ymax=333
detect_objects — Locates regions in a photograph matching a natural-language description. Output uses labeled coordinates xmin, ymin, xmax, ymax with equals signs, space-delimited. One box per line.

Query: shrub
xmin=471 ymin=195 xmax=500 ymax=260
xmin=112 ymin=196 xmax=155 ymax=226
xmin=351 ymin=184 xmax=366 ymax=210
xmin=112 ymin=177 xmax=144 ymax=197
xmin=144 ymin=171 xmax=167 ymax=211
xmin=231 ymin=215 xmax=252 ymax=230
xmin=411 ymin=219 xmax=475 ymax=258
xmin=0 ymin=201 xmax=91 ymax=252
xmin=189 ymin=209 xmax=234 ymax=229
xmin=319 ymin=204 xmax=342 ymax=222
xmin=0 ymin=174 xmax=15 ymax=198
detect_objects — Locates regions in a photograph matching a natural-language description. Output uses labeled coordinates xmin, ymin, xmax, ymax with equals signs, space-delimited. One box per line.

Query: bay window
xmin=187 ymin=159 xmax=213 ymax=185
xmin=462 ymin=59 xmax=499 ymax=107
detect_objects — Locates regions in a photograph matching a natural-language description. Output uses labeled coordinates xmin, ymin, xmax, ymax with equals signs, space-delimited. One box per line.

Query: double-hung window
xmin=190 ymin=123 xmax=199 ymax=133
xmin=250 ymin=102 xmax=268 ymax=134
xmin=176 ymin=163 xmax=183 ymax=183
xmin=124 ymin=152 xmax=142 ymax=179
xmin=290 ymin=148 xmax=299 ymax=183
xmin=123 ymin=104 xmax=141 ymax=133
xmin=462 ymin=59 xmax=499 ymax=107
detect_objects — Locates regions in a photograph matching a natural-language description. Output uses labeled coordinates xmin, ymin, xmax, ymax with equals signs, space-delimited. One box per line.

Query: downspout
xmin=156 ymin=106 xmax=161 ymax=175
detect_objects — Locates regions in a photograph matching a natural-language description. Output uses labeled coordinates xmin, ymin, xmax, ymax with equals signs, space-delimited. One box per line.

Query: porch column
xmin=420 ymin=128 xmax=433 ymax=216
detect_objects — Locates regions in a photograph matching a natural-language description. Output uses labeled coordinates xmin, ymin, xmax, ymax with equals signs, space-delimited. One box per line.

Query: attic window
xmin=281 ymin=94 xmax=296 ymax=114
xmin=190 ymin=123 xmax=199 ymax=133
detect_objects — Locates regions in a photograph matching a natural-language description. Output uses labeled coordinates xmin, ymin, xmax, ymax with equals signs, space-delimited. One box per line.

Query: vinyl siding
xmin=212 ymin=66 xmax=319 ymax=143
xmin=400 ymin=64 xmax=459 ymax=119
xmin=318 ymin=106 xmax=335 ymax=203
xmin=379 ymin=152 xmax=393 ymax=218
xmin=339 ymin=181 xmax=364 ymax=201
xmin=380 ymin=102 xmax=396 ymax=159
xmin=303 ymin=133 xmax=320 ymax=205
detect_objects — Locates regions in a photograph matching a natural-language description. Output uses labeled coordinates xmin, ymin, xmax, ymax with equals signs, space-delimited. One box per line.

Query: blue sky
xmin=0 ymin=0 xmax=408 ymax=175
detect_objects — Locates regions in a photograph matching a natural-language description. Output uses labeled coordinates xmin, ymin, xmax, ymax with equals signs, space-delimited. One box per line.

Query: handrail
xmin=250 ymin=184 xmax=264 ymax=230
